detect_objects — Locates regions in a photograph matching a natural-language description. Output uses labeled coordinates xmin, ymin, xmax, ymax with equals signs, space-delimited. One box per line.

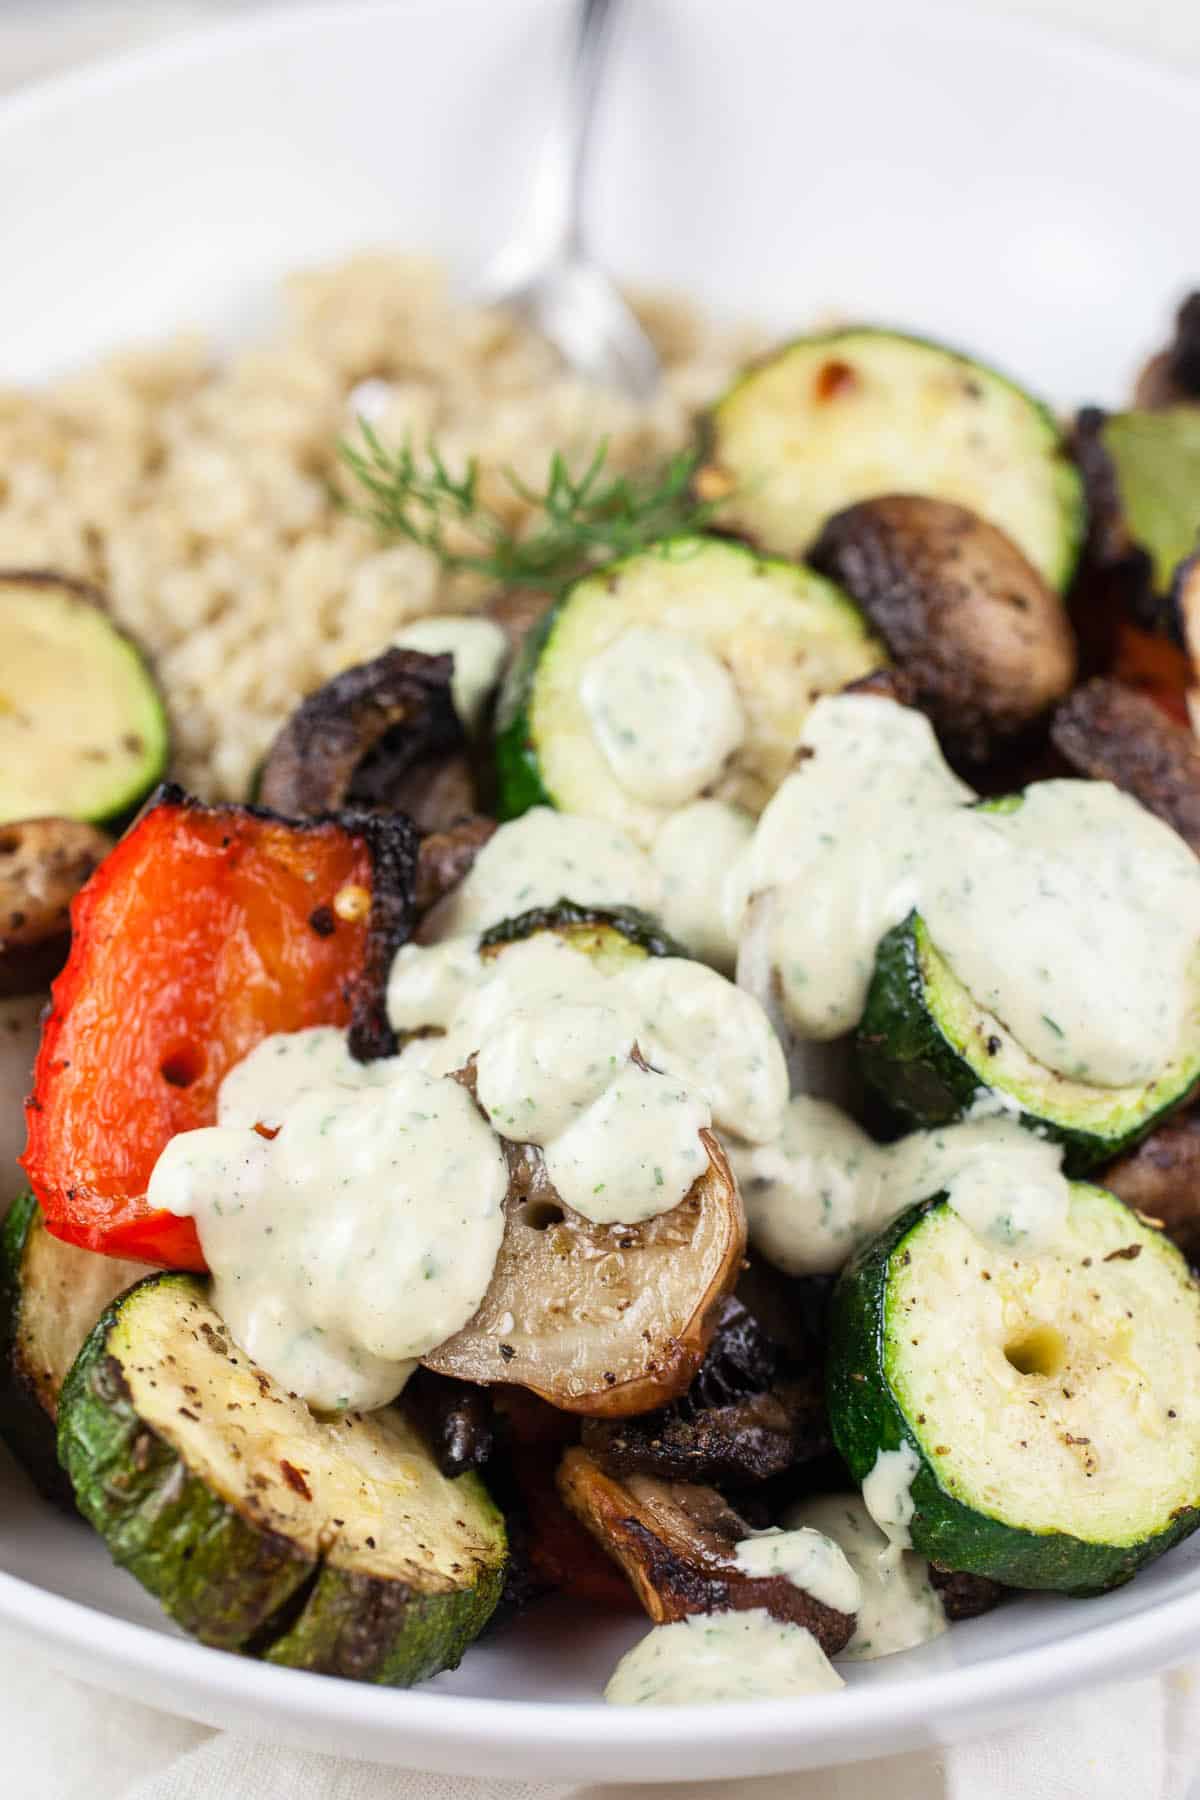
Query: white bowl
xmin=2 ymin=0 xmax=1199 ymax=1781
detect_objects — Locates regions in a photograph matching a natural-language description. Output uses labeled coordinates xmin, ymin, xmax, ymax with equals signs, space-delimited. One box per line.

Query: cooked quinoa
xmin=0 ymin=254 xmax=761 ymax=800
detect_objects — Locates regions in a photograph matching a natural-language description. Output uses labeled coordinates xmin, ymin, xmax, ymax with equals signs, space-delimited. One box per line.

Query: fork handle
xmin=530 ymin=0 xmax=622 ymax=262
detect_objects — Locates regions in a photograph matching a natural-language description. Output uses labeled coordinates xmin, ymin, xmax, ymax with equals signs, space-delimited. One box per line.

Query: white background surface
xmin=3 ymin=1 xmax=1200 ymax=1795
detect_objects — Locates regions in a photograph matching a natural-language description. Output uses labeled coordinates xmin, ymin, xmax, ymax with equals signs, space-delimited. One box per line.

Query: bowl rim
xmin=5 ymin=1550 xmax=1200 ymax=1759
xmin=0 ymin=0 xmax=1198 ymax=143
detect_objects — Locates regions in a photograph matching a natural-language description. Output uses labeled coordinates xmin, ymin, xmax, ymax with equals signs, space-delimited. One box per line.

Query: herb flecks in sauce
xmin=604 ymin=1609 xmax=844 ymax=1707
xmin=788 ymin=1493 xmax=946 ymax=1661
xmin=149 ymin=1060 xmax=508 ymax=1412
xmin=736 ymin=695 xmax=1200 ymax=1087
xmin=731 ymin=1101 xmax=1071 ymax=1276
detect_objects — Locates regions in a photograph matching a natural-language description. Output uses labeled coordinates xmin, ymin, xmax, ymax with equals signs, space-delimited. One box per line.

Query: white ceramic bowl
xmin=2 ymin=0 xmax=1200 ymax=1781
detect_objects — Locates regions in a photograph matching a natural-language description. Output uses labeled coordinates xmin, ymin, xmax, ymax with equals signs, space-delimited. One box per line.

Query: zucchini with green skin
xmin=0 ymin=1190 xmax=150 ymax=1501
xmin=1098 ymin=409 xmax=1200 ymax=595
xmin=827 ymin=1185 xmax=1200 ymax=1594
xmin=479 ymin=900 xmax=686 ymax=966
xmin=856 ymin=910 xmax=1200 ymax=1170
xmin=700 ymin=329 xmax=1085 ymax=591
xmin=59 ymin=1274 xmax=507 ymax=1679
xmin=494 ymin=535 xmax=883 ymax=836
xmin=0 ymin=573 xmax=168 ymax=826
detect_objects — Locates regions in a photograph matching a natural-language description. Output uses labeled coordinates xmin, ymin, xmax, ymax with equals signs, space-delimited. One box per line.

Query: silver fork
xmin=470 ymin=0 xmax=660 ymax=400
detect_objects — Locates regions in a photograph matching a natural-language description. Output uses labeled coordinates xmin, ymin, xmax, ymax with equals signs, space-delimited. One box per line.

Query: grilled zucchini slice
xmin=701 ymin=330 xmax=1084 ymax=590
xmin=478 ymin=899 xmax=684 ymax=966
xmin=0 ymin=1190 xmax=149 ymax=1500
xmin=856 ymin=910 xmax=1200 ymax=1171
xmin=1100 ymin=409 xmax=1200 ymax=594
xmin=494 ymin=536 xmax=882 ymax=838
xmin=58 ymin=1274 xmax=507 ymax=1681
xmin=0 ymin=574 xmax=168 ymax=826
xmin=827 ymin=1185 xmax=1200 ymax=1594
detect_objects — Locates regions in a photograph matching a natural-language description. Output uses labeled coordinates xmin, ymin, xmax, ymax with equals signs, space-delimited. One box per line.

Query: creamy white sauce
xmin=651 ymin=799 xmax=753 ymax=974
xmin=733 ymin=696 xmax=971 ymax=1040
xmin=474 ymin=998 xmax=711 ymax=1224
xmin=733 ymin=1527 xmax=861 ymax=1615
xmin=419 ymin=804 xmax=754 ymax=975
xmin=579 ymin=625 xmax=745 ymax=810
xmin=149 ymin=1064 xmax=507 ymax=1412
xmin=422 ymin=808 xmax=663 ymax=942
xmin=734 ymin=695 xmax=1200 ymax=1086
xmin=732 ymin=1101 xmax=1070 ymax=1276
xmin=604 ymin=1610 xmax=844 ymax=1707
xmin=217 ymin=1024 xmax=404 ymax=1131
xmin=787 ymin=1494 xmax=946 ymax=1661
xmin=862 ymin=1441 xmax=922 ymax=1553
xmin=729 ymin=1096 xmax=882 ymax=1276
xmin=392 ymin=614 xmax=508 ymax=736
xmin=623 ymin=956 xmax=785 ymax=1144
xmin=390 ymin=930 xmax=786 ymax=1224
xmin=887 ymin=1115 xmax=1069 ymax=1250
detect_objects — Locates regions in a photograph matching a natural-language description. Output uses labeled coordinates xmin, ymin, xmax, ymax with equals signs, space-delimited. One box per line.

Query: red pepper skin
xmin=21 ymin=793 xmax=410 ymax=1268
xmin=1112 ymin=623 xmax=1193 ymax=728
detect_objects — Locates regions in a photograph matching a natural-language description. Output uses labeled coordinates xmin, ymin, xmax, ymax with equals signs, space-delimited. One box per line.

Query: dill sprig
xmin=338 ymin=422 xmax=720 ymax=593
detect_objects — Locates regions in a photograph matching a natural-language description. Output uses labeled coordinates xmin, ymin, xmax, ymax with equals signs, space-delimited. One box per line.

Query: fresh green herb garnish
xmin=338 ymin=425 xmax=721 ymax=593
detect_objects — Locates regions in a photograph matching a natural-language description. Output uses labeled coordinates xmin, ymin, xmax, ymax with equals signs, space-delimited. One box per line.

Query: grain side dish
xmin=0 ymin=254 xmax=761 ymax=800
xmin=5 ymin=270 xmax=1200 ymax=1709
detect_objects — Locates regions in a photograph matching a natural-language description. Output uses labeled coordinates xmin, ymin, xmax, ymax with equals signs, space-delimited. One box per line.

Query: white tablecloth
xmin=5 ymin=3 xmax=1200 ymax=1795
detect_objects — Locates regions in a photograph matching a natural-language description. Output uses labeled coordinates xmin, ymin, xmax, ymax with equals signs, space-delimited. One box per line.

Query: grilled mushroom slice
xmin=928 ymin=1564 xmax=1007 ymax=1622
xmin=258 ymin=647 xmax=470 ymax=831
xmin=581 ymin=1289 xmax=832 ymax=1487
xmin=1101 ymin=1107 xmax=1200 ymax=1267
xmin=0 ymin=816 xmax=110 ymax=997
xmin=556 ymin=1448 xmax=854 ymax=1655
xmin=1049 ymin=677 xmax=1200 ymax=854
xmin=422 ymin=1131 xmax=745 ymax=1417
xmin=1133 ymin=293 xmax=1200 ymax=409
xmin=404 ymin=1367 xmax=495 ymax=1478
xmin=810 ymin=496 xmax=1076 ymax=761
xmin=414 ymin=815 xmax=496 ymax=916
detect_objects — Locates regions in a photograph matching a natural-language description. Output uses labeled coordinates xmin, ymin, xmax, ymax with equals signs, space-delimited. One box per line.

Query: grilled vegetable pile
xmin=6 ymin=292 xmax=1200 ymax=1708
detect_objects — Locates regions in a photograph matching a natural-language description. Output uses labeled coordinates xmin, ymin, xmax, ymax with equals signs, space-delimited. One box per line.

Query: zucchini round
xmin=494 ymin=536 xmax=882 ymax=839
xmin=479 ymin=900 xmax=685 ymax=966
xmin=59 ymin=1274 xmax=507 ymax=1680
xmin=700 ymin=329 xmax=1084 ymax=590
xmin=0 ymin=1190 xmax=149 ymax=1501
xmin=1100 ymin=408 xmax=1200 ymax=595
xmin=857 ymin=910 xmax=1200 ymax=1171
xmin=826 ymin=1185 xmax=1200 ymax=1594
xmin=0 ymin=574 xmax=168 ymax=826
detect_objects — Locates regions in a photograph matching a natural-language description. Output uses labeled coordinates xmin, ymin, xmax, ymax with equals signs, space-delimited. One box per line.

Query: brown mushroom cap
xmin=422 ymin=1129 xmax=745 ymax=1417
xmin=1049 ymin=677 xmax=1200 ymax=855
xmin=257 ymin=647 xmax=470 ymax=831
xmin=1133 ymin=293 xmax=1200 ymax=410
xmin=414 ymin=815 xmax=496 ymax=916
xmin=580 ymin=1282 xmax=833 ymax=1487
xmin=0 ymin=817 xmax=110 ymax=997
xmin=556 ymin=1448 xmax=855 ymax=1655
xmin=1101 ymin=1108 xmax=1200 ymax=1268
xmin=810 ymin=495 xmax=1077 ymax=761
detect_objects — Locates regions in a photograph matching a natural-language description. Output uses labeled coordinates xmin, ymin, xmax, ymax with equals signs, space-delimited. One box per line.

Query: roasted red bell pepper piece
xmin=1112 ymin=623 xmax=1193 ymax=728
xmin=22 ymin=789 xmax=416 ymax=1268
